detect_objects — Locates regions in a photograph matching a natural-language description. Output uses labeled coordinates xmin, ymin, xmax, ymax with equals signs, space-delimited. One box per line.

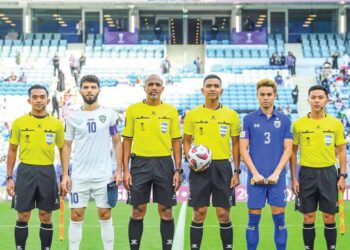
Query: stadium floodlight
xmin=11 ymin=23 xmax=16 ymax=26
xmin=105 ymin=17 xmax=113 ymax=21
xmin=305 ymin=21 xmax=311 ymax=24
xmin=307 ymin=17 xmax=314 ymax=21
xmin=303 ymin=24 xmax=309 ymax=27
xmin=104 ymin=14 xmax=111 ymax=18
xmin=309 ymin=14 xmax=317 ymax=18
xmin=58 ymin=21 xmax=65 ymax=24
xmin=2 ymin=17 xmax=9 ymax=20
xmin=52 ymin=14 xmax=60 ymax=17
xmin=0 ymin=13 xmax=5 ymax=17
xmin=5 ymin=20 xmax=12 ymax=23
xmin=61 ymin=24 xmax=67 ymax=27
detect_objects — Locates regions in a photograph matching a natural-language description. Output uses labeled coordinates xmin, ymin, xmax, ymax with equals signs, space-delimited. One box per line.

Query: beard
xmin=82 ymin=93 xmax=98 ymax=105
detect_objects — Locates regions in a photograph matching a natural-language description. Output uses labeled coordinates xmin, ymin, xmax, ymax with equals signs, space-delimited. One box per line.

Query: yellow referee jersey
xmin=122 ymin=100 xmax=181 ymax=157
xmin=184 ymin=104 xmax=240 ymax=160
xmin=292 ymin=114 xmax=346 ymax=168
xmin=9 ymin=113 xmax=64 ymax=165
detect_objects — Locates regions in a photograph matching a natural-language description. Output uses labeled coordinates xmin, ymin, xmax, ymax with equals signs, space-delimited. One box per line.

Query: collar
xmin=202 ymin=103 xmax=222 ymax=110
xmin=143 ymin=99 xmax=163 ymax=105
xmin=307 ymin=112 xmax=327 ymax=119
xmin=257 ymin=106 xmax=278 ymax=117
xmin=29 ymin=112 xmax=48 ymax=119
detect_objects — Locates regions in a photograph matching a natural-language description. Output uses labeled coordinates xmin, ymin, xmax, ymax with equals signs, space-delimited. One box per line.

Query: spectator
xmin=76 ymin=19 xmax=83 ymax=42
xmin=193 ymin=56 xmax=202 ymax=74
xmin=154 ymin=22 xmax=162 ymax=40
xmin=274 ymin=71 xmax=284 ymax=85
xmin=53 ymin=53 xmax=60 ymax=76
xmin=342 ymin=52 xmax=350 ymax=68
xmin=323 ymin=58 xmax=332 ymax=69
xmin=18 ymin=72 xmax=27 ymax=83
xmin=269 ymin=53 xmax=277 ymax=66
xmin=292 ymin=85 xmax=299 ymax=104
xmin=51 ymin=91 xmax=60 ymax=118
xmin=57 ymin=69 xmax=65 ymax=92
xmin=73 ymin=66 xmax=80 ymax=87
xmin=243 ymin=16 xmax=255 ymax=31
xmin=210 ymin=23 xmax=219 ymax=40
xmin=160 ymin=57 xmax=171 ymax=74
xmin=286 ymin=51 xmax=296 ymax=76
xmin=4 ymin=72 xmax=17 ymax=82
xmin=79 ymin=53 xmax=86 ymax=71
xmin=69 ymin=54 xmax=76 ymax=76
xmin=332 ymin=52 xmax=339 ymax=69
xmin=280 ymin=52 xmax=286 ymax=66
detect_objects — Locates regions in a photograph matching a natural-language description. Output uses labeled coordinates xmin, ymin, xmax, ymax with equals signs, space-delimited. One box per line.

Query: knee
xmin=216 ymin=210 xmax=230 ymax=224
xmin=322 ymin=213 xmax=335 ymax=224
xmin=132 ymin=205 xmax=146 ymax=220
xmin=17 ymin=212 xmax=31 ymax=222
xmin=98 ymin=209 xmax=111 ymax=220
xmin=71 ymin=210 xmax=84 ymax=222
xmin=39 ymin=211 xmax=52 ymax=224
xmin=303 ymin=213 xmax=316 ymax=224
xmin=193 ymin=208 xmax=207 ymax=223
xmin=158 ymin=206 xmax=173 ymax=220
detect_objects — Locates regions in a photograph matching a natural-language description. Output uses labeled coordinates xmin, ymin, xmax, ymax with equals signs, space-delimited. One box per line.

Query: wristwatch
xmin=234 ymin=169 xmax=241 ymax=175
xmin=175 ymin=169 xmax=183 ymax=174
xmin=339 ymin=173 xmax=348 ymax=179
xmin=6 ymin=175 xmax=13 ymax=181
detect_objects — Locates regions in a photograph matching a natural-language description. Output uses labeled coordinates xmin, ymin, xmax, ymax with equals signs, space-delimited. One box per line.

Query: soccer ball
xmin=188 ymin=144 xmax=212 ymax=171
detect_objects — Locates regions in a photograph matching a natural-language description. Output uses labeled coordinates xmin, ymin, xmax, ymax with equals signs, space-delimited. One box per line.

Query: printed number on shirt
xmin=264 ymin=132 xmax=271 ymax=144
xmin=87 ymin=121 xmax=97 ymax=133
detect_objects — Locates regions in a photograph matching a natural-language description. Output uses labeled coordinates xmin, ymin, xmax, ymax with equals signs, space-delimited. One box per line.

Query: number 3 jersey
xmin=65 ymin=106 xmax=119 ymax=179
xmin=240 ymin=108 xmax=292 ymax=177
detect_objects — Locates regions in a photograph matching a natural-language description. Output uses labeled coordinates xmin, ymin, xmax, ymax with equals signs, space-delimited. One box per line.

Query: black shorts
xmin=188 ymin=160 xmax=235 ymax=208
xmin=12 ymin=163 xmax=60 ymax=212
xmin=296 ymin=166 xmax=338 ymax=214
xmin=127 ymin=156 xmax=176 ymax=207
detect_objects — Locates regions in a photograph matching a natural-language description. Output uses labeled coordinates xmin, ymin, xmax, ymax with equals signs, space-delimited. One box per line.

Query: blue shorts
xmin=247 ymin=173 xmax=287 ymax=209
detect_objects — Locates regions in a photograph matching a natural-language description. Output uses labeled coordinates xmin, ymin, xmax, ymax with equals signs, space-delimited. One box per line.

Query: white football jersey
xmin=65 ymin=106 xmax=119 ymax=179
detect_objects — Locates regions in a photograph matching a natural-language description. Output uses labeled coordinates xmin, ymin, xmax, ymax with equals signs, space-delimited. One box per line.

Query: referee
xmin=6 ymin=85 xmax=64 ymax=250
xmin=183 ymin=74 xmax=241 ymax=250
xmin=291 ymin=85 xmax=347 ymax=250
xmin=122 ymin=74 xmax=182 ymax=250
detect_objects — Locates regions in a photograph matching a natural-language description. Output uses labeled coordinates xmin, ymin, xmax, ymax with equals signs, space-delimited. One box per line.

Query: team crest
xmin=274 ymin=120 xmax=281 ymax=128
xmin=324 ymin=134 xmax=333 ymax=146
xmin=220 ymin=125 xmax=228 ymax=136
xmin=99 ymin=115 xmax=106 ymax=123
xmin=240 ymin=130 xmax=246 ymax=138
xmin=45 ymin=133 xmax=55 ymax=145
xmin=160 ymin=122 xmax=168 ymax=133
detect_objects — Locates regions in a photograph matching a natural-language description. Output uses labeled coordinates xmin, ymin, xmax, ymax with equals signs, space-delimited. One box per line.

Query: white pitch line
xmin=173 ymin=201 xmax=187 ymax=250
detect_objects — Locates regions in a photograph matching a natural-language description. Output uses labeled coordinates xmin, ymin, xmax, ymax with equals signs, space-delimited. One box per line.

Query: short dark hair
xmin=308 ymin=85 xmax=328 ymax=97
xmin=203 ymin=74 xmax=222 ymax=86
xmin=28 ymin=85 xmax=49 ymax=97
xmin=80 ymin=75 xmax=100 ymax=88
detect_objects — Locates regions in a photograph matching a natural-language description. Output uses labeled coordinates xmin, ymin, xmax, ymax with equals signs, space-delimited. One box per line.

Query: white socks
xmin=100 ymin=218 xmax=114 ymax=250
xmin=69 ymin=220 xmax=83 ymax=250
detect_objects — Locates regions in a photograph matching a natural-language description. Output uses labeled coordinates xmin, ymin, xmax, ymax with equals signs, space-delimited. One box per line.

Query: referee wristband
xmin=6 ymin=176 xmax=13 ymax=181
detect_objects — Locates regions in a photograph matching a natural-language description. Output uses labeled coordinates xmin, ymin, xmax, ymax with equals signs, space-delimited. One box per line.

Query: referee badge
xmin=160 ymin=122 xmax=168 ymax=133
xmin=45 ymin=132 xmax=55 ymax=145
xmin=99 ymin=115 xmax=106 ymax=123
xmin=324 ymin=134 xmax=333 ymax=146
xmin=220 ymin=125 xmax=228 ymax=137
xmin=274 ymin=120 xmax=281 ymax=128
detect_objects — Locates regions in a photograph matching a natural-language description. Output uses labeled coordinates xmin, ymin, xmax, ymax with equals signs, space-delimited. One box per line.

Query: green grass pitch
xmin=0 ymin=202 xmax=349 ymax=249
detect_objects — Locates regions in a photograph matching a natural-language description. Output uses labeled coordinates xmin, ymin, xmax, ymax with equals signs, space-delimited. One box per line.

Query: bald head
xmin=145 ymin=74 xmax=163 ymax=86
